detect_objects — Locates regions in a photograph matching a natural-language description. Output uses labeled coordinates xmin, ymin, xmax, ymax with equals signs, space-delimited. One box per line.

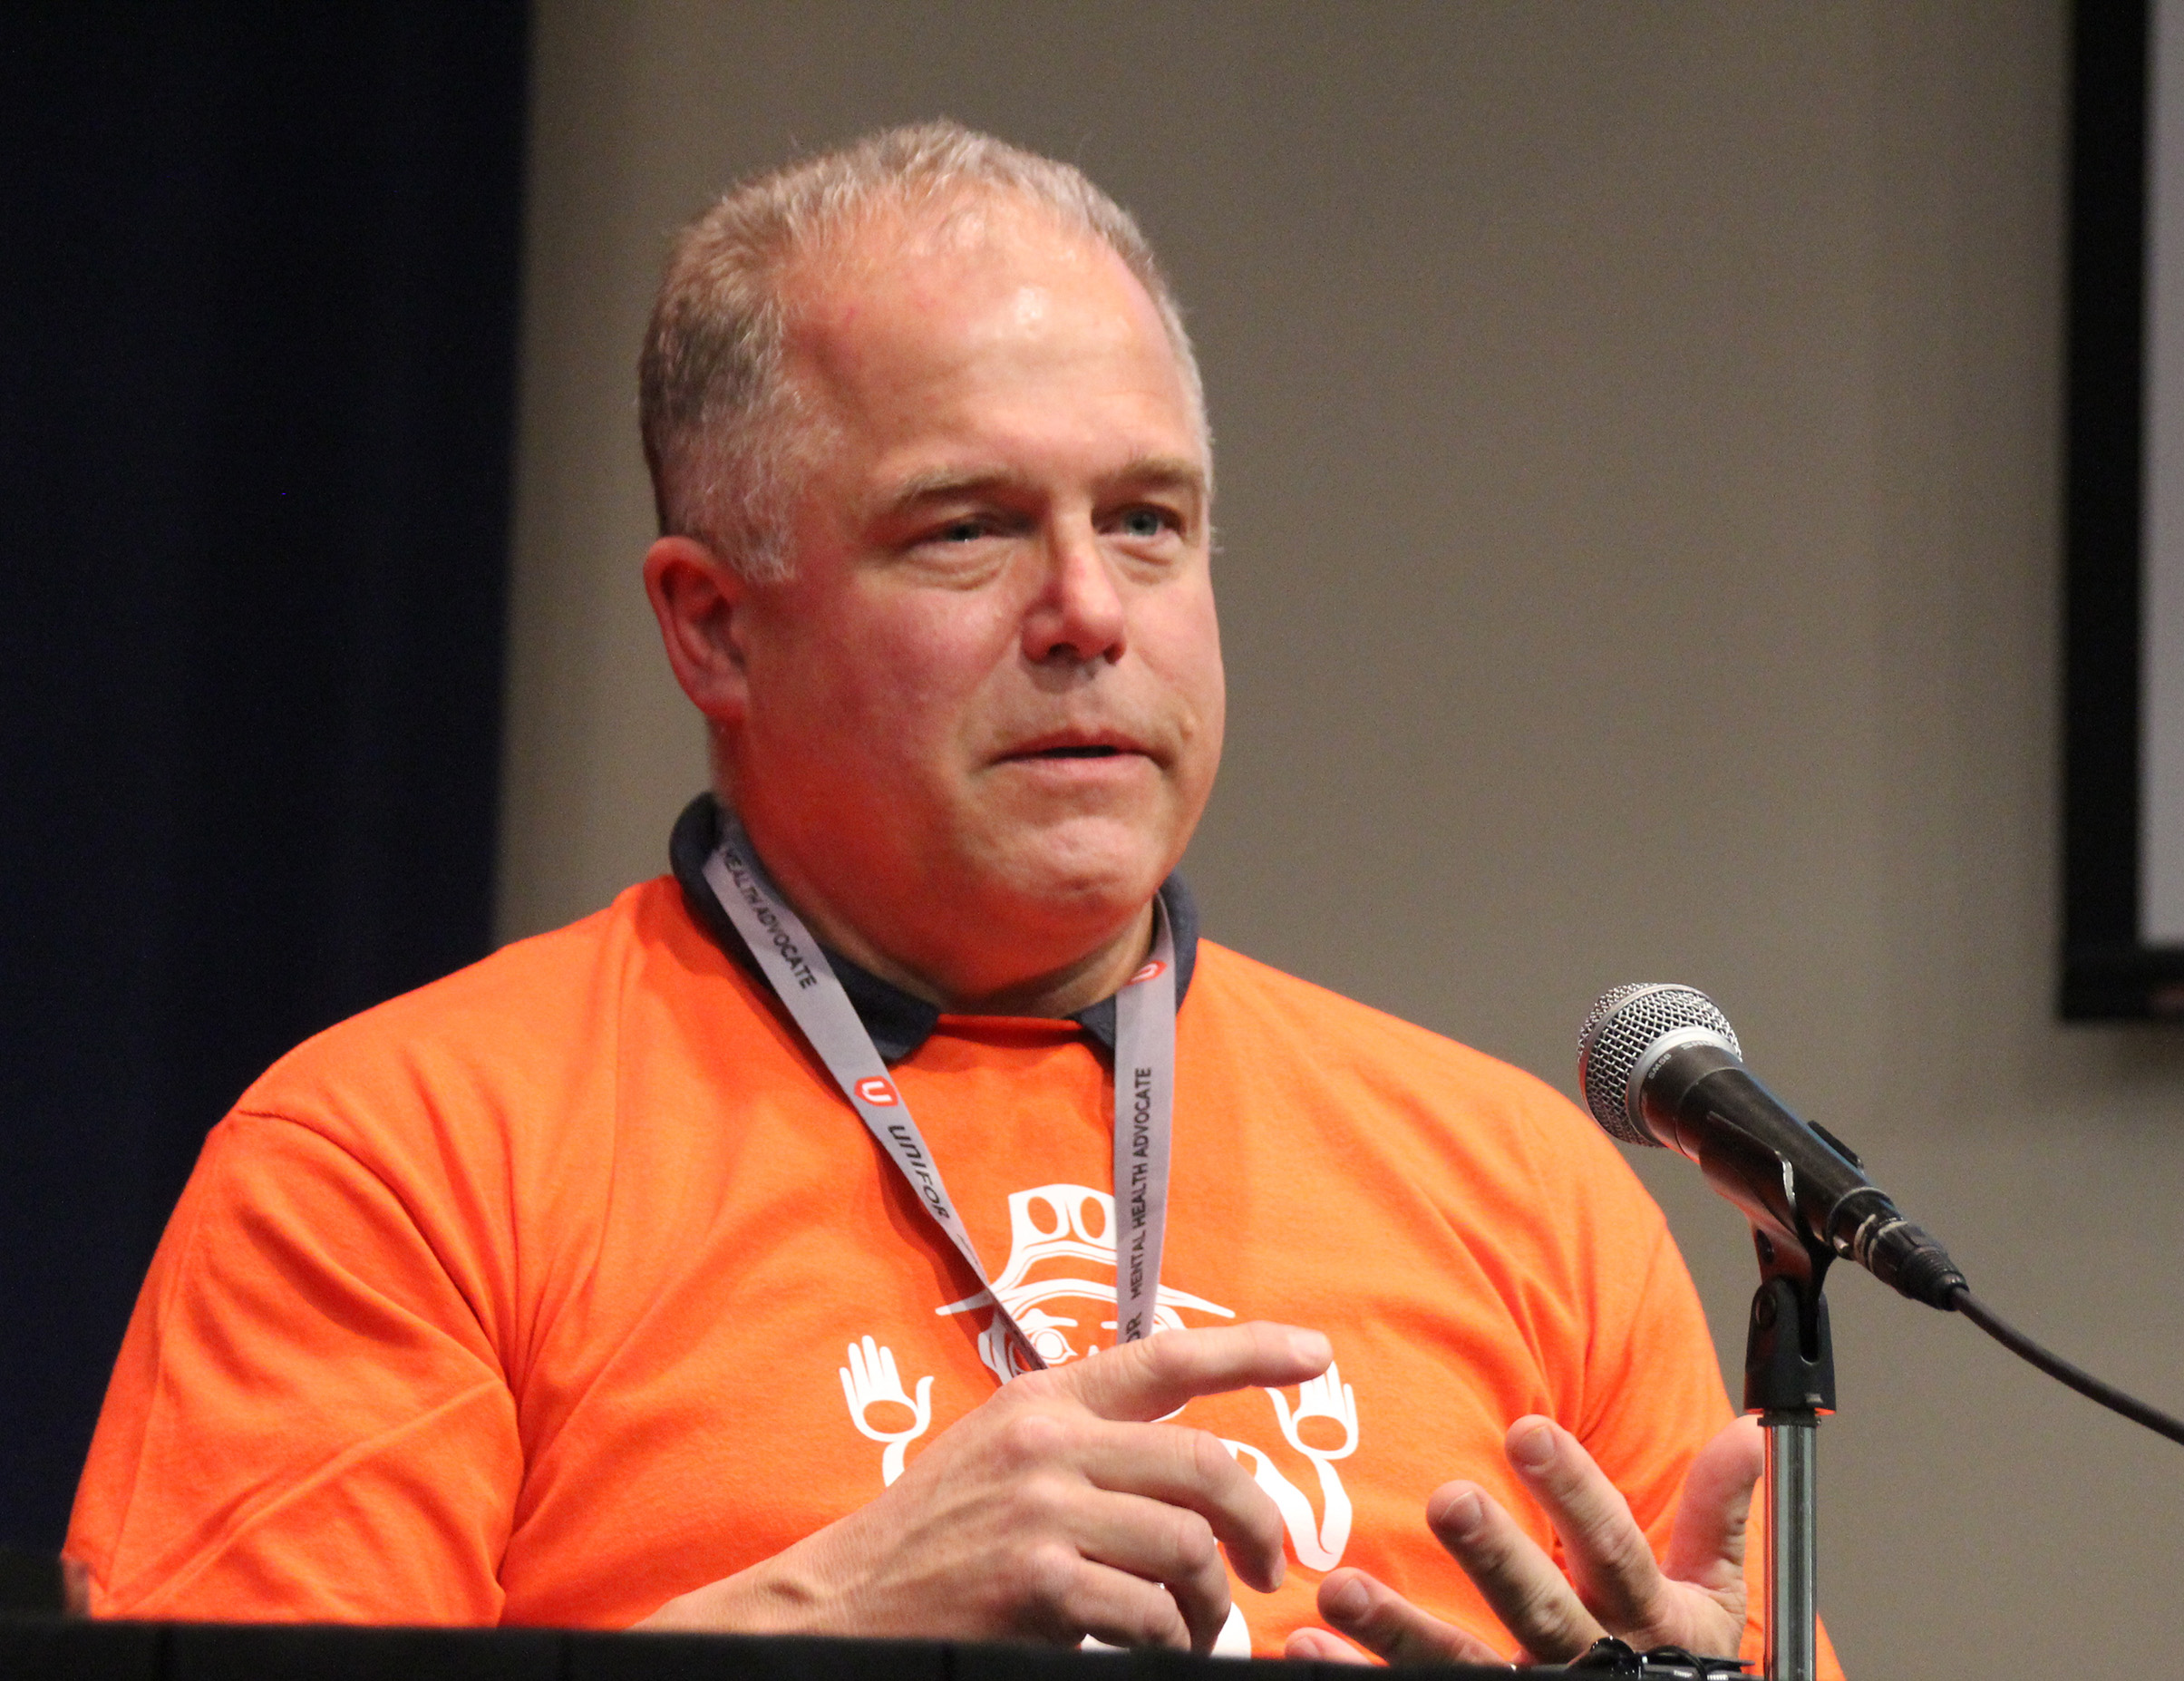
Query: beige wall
xmin=502 ymin=4 xmax=2184 ymax=1672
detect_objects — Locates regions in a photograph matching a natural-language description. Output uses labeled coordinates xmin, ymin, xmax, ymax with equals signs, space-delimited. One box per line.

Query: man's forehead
xmin=765 ymin=182 xmax=1211 ymax=519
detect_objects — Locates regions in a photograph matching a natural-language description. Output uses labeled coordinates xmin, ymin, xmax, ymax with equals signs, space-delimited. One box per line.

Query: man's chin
xmin=992 ymin=864 xmax=1162 ymax=923
xmin=960 ymin=840 xmax=1171 ymax=938
xmin=976 ymin=814 xmax=1177 ymax=892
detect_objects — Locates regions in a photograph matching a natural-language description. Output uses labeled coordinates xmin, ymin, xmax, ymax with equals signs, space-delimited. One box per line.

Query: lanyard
xmin=702 ymin=812 xmax=1176 ymax=1379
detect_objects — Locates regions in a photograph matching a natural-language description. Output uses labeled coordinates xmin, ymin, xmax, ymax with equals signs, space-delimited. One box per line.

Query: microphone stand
xmin=1742 ymin=1225 xmax=1835 ymax=1681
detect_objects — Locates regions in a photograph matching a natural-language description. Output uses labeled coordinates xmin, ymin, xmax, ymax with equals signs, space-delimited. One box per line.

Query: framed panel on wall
xmin=2062 ymin=0 xmax=2184 ymax=1016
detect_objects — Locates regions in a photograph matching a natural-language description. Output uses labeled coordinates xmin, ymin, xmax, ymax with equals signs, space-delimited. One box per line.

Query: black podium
xmin=0 ymin=1618 xmax=1537 ymax=1680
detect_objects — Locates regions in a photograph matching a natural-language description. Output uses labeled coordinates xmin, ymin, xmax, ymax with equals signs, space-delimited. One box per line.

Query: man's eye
xmin=1115 ymin=508 xmax=1171 ymax=539
xmin=936 ymin=519 xmax=987 ymax=543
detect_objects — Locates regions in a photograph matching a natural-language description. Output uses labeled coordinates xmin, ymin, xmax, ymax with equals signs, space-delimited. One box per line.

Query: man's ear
xmin=644 ymin=535 xmax=751 ymax=724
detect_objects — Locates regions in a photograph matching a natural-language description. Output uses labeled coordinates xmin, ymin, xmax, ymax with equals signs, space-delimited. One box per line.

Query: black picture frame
xmin=2062 ymin=0 xmax=2179 ymax=1017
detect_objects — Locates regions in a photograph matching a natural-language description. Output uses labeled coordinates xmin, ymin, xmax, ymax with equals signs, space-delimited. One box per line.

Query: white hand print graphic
xmin=1267 ymin=1364 xmax=1357 ymax=1566
xmin=839 ymin=1336 xmax=934 ymax=1486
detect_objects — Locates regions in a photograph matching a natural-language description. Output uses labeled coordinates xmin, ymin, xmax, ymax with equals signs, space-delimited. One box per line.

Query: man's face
xmin=723 ymin=198 xmax=1224 ymax=1000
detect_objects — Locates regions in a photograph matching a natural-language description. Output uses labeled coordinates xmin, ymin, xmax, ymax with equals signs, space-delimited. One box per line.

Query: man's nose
xmin=1021 ymin=519 xmax=1127 ymax=666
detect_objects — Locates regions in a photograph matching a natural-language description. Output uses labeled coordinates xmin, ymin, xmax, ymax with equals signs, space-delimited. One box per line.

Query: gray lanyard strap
xmin=1111 ymin=912 xmax=1175 ymax=1345
xmin=702 ymin=813 xmax=1176 ymax=1378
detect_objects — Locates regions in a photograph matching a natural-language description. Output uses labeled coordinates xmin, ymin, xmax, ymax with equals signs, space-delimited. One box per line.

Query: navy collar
xmin=669 ymin=793 xmax=1199 ymax=1063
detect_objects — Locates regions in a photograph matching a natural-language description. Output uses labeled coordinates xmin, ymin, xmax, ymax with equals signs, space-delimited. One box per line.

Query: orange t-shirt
xmin=66 ymin=875 xmax=1836 ymax=1668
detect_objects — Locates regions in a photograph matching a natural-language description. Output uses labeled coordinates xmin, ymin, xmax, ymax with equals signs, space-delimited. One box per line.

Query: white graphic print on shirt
xmin=836 ymin=1183 xmax=1358 ymax=1574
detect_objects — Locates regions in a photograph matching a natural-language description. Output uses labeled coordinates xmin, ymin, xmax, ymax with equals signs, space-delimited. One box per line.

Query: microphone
xmin=1577 ymin=983 xmax=1966 ymax=1308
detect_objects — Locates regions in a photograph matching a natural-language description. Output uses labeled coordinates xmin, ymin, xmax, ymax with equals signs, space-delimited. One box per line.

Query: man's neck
xmin=726 ymin=812 xmax=1159 ymax=1017
xmin=784 ymin=883 xmax=1156 ymax=1019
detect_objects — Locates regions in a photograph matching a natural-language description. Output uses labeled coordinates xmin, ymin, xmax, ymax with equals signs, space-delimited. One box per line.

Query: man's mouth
xmin=999 ymin=730 xmax=1149 ymax=763
xmin=995 ymin=734 xmax=1160 ymax=774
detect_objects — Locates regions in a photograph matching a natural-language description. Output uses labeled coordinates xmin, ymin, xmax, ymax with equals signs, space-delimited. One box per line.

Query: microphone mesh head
xmin=1577 ymin=983 xmax=1741 ymax=1145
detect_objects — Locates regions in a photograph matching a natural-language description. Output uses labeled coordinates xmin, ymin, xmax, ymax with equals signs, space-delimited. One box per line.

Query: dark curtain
xmin=0 ymin=6 xmax=529 ymax=1550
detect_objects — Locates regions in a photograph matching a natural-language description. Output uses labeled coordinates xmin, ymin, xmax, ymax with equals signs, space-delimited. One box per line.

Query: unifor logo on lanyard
xmin=701 ymin=811 xmax=1176 ymax=1380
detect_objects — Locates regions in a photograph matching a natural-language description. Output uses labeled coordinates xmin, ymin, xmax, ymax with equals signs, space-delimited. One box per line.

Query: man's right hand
xmin=637 ymin=1322 xmax=1330 ymax=1652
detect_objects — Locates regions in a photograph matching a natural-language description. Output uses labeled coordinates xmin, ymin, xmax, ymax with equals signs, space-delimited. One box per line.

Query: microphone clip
xmin=1745 ymin=1274 xmax=1837 ymax=1418
xmin=1743 ymin=1223 xmax=1838 ymax=1418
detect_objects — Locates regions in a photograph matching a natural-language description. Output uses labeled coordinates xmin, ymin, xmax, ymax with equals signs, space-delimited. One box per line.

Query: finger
xmin=1032 ymin=1550 xmax=1191 ymax=1652
xmin=1314 ymin=1566 xmax=1513 ymax=1666
xmin=1663 ymin=1415 xmax=1762 ymax=1598
xmin=1051 ymin=1323 xmax=1331 ymax=1424
xmin=1062 ymin=1488 xmax=1232 ymax=1652
xmin=1284 ymin=1625 xmax=1374 ymax=1664
xmin=1425 ymin=1479 xmax=1606 ymax=1662
xmin=1500 ymin=1415 xmax=1674 ymax=1641
xmin=1057 ymin=1418 xmax=1288 ymax=1592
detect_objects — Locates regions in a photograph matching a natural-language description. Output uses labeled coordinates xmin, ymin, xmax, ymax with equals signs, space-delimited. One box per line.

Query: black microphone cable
xmin=1946 ymin=1285 xmax=2184 ymax=1448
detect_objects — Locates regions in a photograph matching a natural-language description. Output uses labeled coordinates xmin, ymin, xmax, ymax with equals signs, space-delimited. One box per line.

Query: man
xmin=68 ymin=123 xmax=1835 ymax=1671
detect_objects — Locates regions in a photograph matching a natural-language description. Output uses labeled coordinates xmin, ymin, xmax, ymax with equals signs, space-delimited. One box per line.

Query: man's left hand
xmin=1284 ymin=1413 xmax=1761 ymax=1666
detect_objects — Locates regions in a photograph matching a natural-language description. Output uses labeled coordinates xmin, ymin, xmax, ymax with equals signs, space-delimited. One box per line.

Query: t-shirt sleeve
xmin=64 ymin=1109 xmax=523 ymax=1622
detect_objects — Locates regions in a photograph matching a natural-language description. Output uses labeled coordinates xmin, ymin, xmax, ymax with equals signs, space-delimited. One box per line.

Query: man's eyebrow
xmin=873 ymin=457 xmax=1209 ymax=520
xmin=1104 ymin=455 xmax=1209 ymax=500
xmin=876 ymin=467 xmax=1024 ymax=516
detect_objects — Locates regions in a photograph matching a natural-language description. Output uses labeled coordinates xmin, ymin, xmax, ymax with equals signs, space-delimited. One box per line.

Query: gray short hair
xmin=638 ymin=120 xmax=1208 ymax=582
